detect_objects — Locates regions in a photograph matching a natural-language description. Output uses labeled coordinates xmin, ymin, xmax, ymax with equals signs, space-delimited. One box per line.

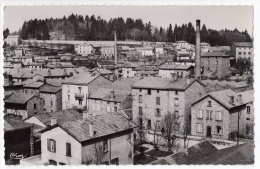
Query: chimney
xmin=195 ymin=19 xmax=201 ymax=79
xmin=111 ymin=90 xmax=115 ymax=100
xmin=238 ymin=94 xmax=242 ymax=104
xmin=44 ymin=79 xmax=46 ymax=84
xmin=187 ymin=75 xmax=190 ymax=85
xmin=89 ymin=123 xmax=94 ymax=137
xmin=114 ymin=31 xmax=118 ymax=66
xmin=48 ymin=69 xmax=51 ymax=76
xmin=50 ymin=117 xmax=57 ymax=126
xmin=230 ymin=96 xmax=235 ymax=105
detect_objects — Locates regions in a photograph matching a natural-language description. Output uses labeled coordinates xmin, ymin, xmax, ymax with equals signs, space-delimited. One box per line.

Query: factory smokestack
xmin=114 ymin=31 xmax=118 ymax=65
xmin=195 ymin=19 xmax=201 ymax=79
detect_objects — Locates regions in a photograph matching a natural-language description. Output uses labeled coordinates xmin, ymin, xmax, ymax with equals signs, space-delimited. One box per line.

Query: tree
xmin=234 ymin=57 xmax=251 ymax=75
xmin=201 ymin=24 xmax=209 ymax=43
xmin=167 ymin=24 xmax=174 ymax=42
xmin=83 ymin=142 xmax=107 ymax=165
xmin=152 ymin=120 xmax=161 ymax=150
xmin=161 ymin=112 xmax=180 ymax=152
xmin=3 ymin=28 xmax=10 ymax=39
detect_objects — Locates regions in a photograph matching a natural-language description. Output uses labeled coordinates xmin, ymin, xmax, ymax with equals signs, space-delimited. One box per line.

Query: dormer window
xmin=207 ymin=101 xmax=212 ymax=107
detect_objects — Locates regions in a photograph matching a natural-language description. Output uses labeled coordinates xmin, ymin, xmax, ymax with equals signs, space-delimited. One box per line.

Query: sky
xmin=4 ymin=5 xmax=253 ymax=36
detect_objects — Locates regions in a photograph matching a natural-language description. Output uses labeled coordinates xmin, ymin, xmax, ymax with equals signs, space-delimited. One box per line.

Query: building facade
xmin=231 ymin=42 xmax=253 ymax=61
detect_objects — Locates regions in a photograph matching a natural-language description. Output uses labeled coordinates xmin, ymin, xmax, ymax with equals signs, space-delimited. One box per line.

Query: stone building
xmin=132 ymin=76 xmax=206 ymax=135
xmin=231 ymin=42 xmax=253 ymax=61
xmin=191 ymin=89 xmax=254 ymax=139
xmin=201 ymin=52 xmax=230 ymax=78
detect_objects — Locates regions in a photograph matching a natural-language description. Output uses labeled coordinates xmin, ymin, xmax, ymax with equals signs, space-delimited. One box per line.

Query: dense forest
xmin=15 ymin=13 xmax=252 ymax=46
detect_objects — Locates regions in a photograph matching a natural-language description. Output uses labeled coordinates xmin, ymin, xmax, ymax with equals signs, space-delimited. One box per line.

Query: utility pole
xmin=237 ymin=111 xmax=241 ymax=145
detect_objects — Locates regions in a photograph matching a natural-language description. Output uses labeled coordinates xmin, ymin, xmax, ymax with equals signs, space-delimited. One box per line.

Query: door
xmin=206 ymin=126 xmax=212 ymax=137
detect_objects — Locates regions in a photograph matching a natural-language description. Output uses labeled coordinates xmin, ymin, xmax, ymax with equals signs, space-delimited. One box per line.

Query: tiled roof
xmin=207 ymin=46 xmax=231 ymax=52
xmin=103 ymin=90 xmax=131 ymax=102
xmin=62 ymin=73 xmax=99 ymax=85
xmin=201 ymin=52 xmax=230 ymax=57
xmin=4 ymin=117 xmax=33 ymax=132
xmin=4 ymin=79 xmax=23 ymax=87
xmin=4 ymin=93 xmax=40 ymax=104
xmin=194 ymin=142 xmax=254 ymax=164
xmin=24 ymin=81 xmax=44 ymax=88
xmin=111 ymin=77 xmax=141 ymax=91
xmin=34 ymin=109 xmax=82 ymax=126
xmin=237 ymin=90 xmax=254 ymax=104
xmin=232 ymin=42 xmax=253 ymax=47
xmin=192 ymin=89 xmax=253 ymax=109
xmin=89 ymin=88 xmax=111 ymax=99
xmin=39 ymin=84 xmax=61 ymax=93
xmin=151 ymin=140 xmax=217 ymax=165
xmin=201 ymin=80 xmax=249 ymax=89
xmin=159 ymin=64 xmax=193 ymax=70
xmin=57 ymin=112 xmax=136 ymax=142
xmin=132 ymin=77 xmax=197 ymax=91
xmin=95 ymin=68 xmax=113 ymax=74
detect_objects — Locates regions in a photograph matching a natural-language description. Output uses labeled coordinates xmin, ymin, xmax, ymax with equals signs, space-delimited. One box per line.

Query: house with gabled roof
xmin=62 ymin=73 xmax=113 ymax=110
xmin=21 ymin=112 xmax=136 ymax=165
xmin=191 ymin=89 xmax=254 ymax=139
xmin=4 ymin=92 xmax=44 ymax=119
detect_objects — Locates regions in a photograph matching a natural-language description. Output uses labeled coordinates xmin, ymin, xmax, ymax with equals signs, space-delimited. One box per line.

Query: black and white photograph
xmin=1 ymin=2 xmax=258 ymax=167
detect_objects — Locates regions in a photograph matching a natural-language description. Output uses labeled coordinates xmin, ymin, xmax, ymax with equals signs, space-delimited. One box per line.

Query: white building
xmin=75 ymin=44 xmax=95 ymax=56
xmin=117 ymin=62 xmax=137 ymax=78
xmin=231 ymin=42 xmax=253 ymax=61
xmin=62 ymin=73 xmax=112 ymax=110
xmin=5 ymin=35 xmax=20 ymax=46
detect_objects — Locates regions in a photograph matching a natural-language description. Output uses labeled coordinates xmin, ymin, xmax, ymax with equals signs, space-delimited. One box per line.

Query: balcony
xmin=74 ymin=93 xmax=84 ymax=99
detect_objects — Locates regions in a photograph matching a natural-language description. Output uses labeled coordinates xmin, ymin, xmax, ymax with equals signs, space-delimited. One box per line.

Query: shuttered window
xmin=196 ymin=123 xmax=203 ymax=133
xmin=196 ymin=109 xmax=203 ymax=119
xmin=215 ymin=111 xmax=222 ymax=121
xmin=47 ymin=139 xmax=56 ymax=153
xmin=66 ymin=143 xmax=71 ymax=157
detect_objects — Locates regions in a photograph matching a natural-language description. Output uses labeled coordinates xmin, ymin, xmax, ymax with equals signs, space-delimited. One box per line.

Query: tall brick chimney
xmin=114 ymin=31 xmax=118 ymax=66
xmin=195 ymin=20 xmax=201 ymax=79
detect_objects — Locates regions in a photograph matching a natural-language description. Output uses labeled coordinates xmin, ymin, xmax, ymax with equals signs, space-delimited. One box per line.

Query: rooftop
xmin=62 ymin=73 xmax=99 ymax=85
xmin=4 ymin=93 xmax=41 ymax=104
xmin=41 ymin=112 xmax=136 ymax=143
xmin=151 ymin=140 xmax=217 ymax=165
xmin=232 ymin=42 xmax=253 ymax=47
xmin=201 ymin=52 xmax=230 ymax=57
xmin=39 ymin=84 xmax=61 ymax=93
xmin=4 ymin=115 xmax=33 ymax=132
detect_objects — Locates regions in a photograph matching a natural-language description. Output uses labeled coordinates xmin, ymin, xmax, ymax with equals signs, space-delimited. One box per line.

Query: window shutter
xmin=47 ymin=139 xmax=50 ymax=151
xmin=53 ymin=140 xmax=56 ymax=153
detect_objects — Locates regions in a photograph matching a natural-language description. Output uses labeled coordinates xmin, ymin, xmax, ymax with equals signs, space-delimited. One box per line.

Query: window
xmin=244 ymin=52 xmax=246 ymax=55
xmin=139 ymin=95 xmax=142 ymax=103
xmin=78 ymin=87 xmax=82 ymax=93
xmin=111 ymin=158 xmax=119 ymax=165
xmin=148 ymin=89 xmax=151 ymax=95
xmin=47 ymin=139 xmax=56 ymax=152
xmin=216 ymin=60 xmax=218 ymax=65
xmin=196 ymin=123 xmax=203 ymax=133
xmin=247 ymin=106 xmax=251 ymax=114
xmin=216 ymin=126 xmax=223 ymax=135
xmin=157 ymin=90 xmax=160 ymax=93
xmin=196 ymin=109 xmax=203 ymax=119
xmin=206 ymin=110 xmax=213 ymax=120
xmin=174 ymin=98 xmax=179 ymax=107
xmin=68 ymin=95 xmax=70 ymax=100
xmin=51 ymin=101 xmax=53 ymax=106
xmin=114 ymin=106 xmax=117 ymax=112
xmin=175 ymin=91 xmax=178 ymax=95
xmin=67 ymin=86 xmax=70 ymax=93
xmin=34 ymin=104 xmax=37 ymax=109
xmin=59 ymin=162 xmax=66 ymax=165
xmin=239 ymin=52 xmax=242 ymax=55
xmin=147 ymin=119 xmax=151 ymax=129
xmin=207 ymin=101 xmax=212 ymax=107
xmin=156 ymin=108 xmax=161 ymax=117
xmin=139 ymin=107 xmax=143 ymax=115
xmin=79 ymin=100 xmax=82 ymax=105
xmin=43 ymin=100 xmax=45 ymax=105
xmin=25 ymin=90 xmax=28 ymax=94
xmin=208 ymin=60 xmax=210 ymax=65
xmin=103 ymin=140 xmax=108 ymax=152
xmin=66 ymin=143 xmax=71 ymax=157
xmin=215 ymin=111 xmax=222 ymax=121
xmin=248 ymin=52 xmax=251 ymax=55
xmin=139 ymin=118 xmax=143 ymax=128
xmin=156 ymin=97 xmax=160 ymax=105
xmin=139 ymin=89 xmax=142 ymax=92
xmin=107 ymin=106 xmax=111 ymax=112
xmin=174 ymin=111 xmax=179 ymax=119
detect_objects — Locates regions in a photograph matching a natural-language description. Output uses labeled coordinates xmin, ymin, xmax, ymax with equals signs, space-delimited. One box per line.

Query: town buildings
xmin=4 ymin=92 xmax=44 ymax=119
xmin=159 ymin=64 xmax=194 ymax=78
xmin=201 ymin=52 xmax=230 ymax=78
xmin=75 ymin=44 xmax=95 ymax=56
xmin=117 ymin=63 xmax=137 ymax=78
xmin=132 ymin=76 xmax=206 ymax=136
xmin=5 ymin=35 xmax=21 ymax=46
xmin=231 ymin=42 xmax=253 ymax=61
xmin=191 ymin=89 xmax=254 ymax=139
xmin=62 ymin=73 xmax=112 ymax=110
xmin=21 ymin=112 xmax=136 ymax=165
